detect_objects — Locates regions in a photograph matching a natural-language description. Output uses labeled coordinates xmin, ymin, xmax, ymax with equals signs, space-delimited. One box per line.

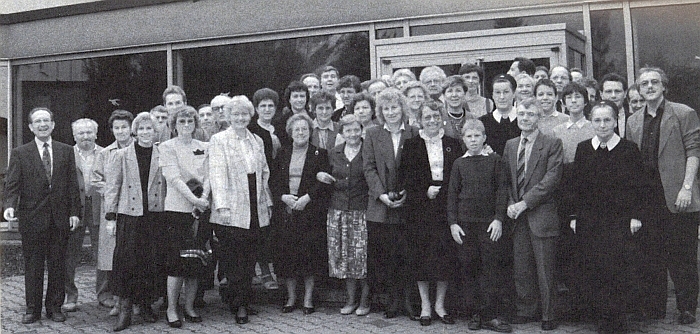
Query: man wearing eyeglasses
xmin=626 ymin=67 xmax=700 ymax=325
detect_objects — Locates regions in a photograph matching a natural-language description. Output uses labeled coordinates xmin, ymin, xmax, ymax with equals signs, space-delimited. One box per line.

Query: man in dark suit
xmin=3 ymin=107 xmax=81 ymax=324
xmin=600 ymin=73 xmax=631 ymax=138
xmin=626 ymin=67 xmax=700 ymax=325
xmin=503 ymin=97 xmax=563 ymax=331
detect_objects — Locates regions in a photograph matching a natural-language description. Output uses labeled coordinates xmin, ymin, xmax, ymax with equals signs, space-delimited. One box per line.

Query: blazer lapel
xmin=147 ymin=144 xmax=159 ymax=190
xmin=507 ymin=141 xmax=519 ymax=197
xmin=628 ymin=113 xmax=644 ymax=149
xmin=378 ymin=129 xmax=395 ymax=170
xmin=30 ymin=142 xmax=51 ymax=184
xmin=658 ymin=105 xmax=674 ymax=157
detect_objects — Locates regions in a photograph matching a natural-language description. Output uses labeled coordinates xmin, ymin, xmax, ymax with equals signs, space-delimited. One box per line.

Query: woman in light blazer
xmin=209 ymin=96 xmax=273 ymax=325
xmin=104 ymin=112 xmax=165 ymax=331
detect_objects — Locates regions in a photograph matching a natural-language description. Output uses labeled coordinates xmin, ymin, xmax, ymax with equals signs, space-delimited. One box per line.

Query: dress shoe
xmin=384 ymin=310 xmax=398 ymax=319
xmin=21 ymin=313 xmax=41 ymax=324
xmin=302 ymin=306 xmax=315 ymax=315
xmin=511 ymin=315 xmax=538 ymax=324
xmin=679 ymin=311 xmax=696 ymax=325
xmin=419 ymin=316 xmax=432 ymax=326
xmin=355 ymin=305 xmax=370 ymax=316
xmin=62 ymin=302 xmax=78 ymax=312
xmin=541 ymin=320 xmax=558 ymax=331
xmin=340 ymin=303 xmax=358 ymax=315
xmin=467 ymin=314 xmax=481 ymax=330
xmin=100 ymin=299 xmax=116 ymax=308
xmin=48 ymin=310 xmax=66 ymax=322
xmin=281 ymin=305 xmax=296 ymax=313
xmin=481 ymin=318 xmax=513 ymax=333
xmin=167 ymin=318 xmax=182 ymax=328
xmin=113 ymin=298 xmax=132 ymax=331
xmin=437 ymin=313 xmax=455 ymax=325
xmin=235 ymin=315 xmax=249 ymax=324
xmin=184 ymin=313 xmax=202 ymax=323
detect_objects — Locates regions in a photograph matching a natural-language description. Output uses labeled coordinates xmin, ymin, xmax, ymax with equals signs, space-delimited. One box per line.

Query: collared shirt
xmin=313 ymin=119 xmax=335 ymax=150
xmin=518 ymin=129 xmax=539 ymax=174
xmin=74 ymin=145 xmax=99 ymax=193
xmin=492 ymin=107 xmax=517 ymax=123
xmin=552 ymin=117 xmax=595 ymax=163
xmin=419 ymin=128 xmax=445 ymax=181
xmin=383 ymin=122 xmax=406 ymax=157
xmin=35 ymin=137 xmax=53 ymax=175
xmin=538 ymin=111 xmax=570 ymax=136
xmin=592 ymin=134 xmax=621 ymax=151
xmin=641 ymin=100 xmax=665 ymax=173
xmin=463 ymin=150 xmax=490 ymax=158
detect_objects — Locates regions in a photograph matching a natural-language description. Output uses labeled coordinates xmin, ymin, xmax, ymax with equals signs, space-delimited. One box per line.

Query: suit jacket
xmin=399 ymin=135 xmax=463 ymax=224
xmin=271 ymin=144 xmax=330 ymax=225
xmin=104 ymin=142 xmax=166 ymax=216
xmin=4 ymin=139 xmax=81 ymax=234
xmin=75 ymin=145 xmax=102 ymax=226
xmin=503 ymin=132 xmax=563 ymax=237
xmin=626 ymin=99 xmax=700 ymax=213
xmin=362 ymin=124 xmax=420 ymax=223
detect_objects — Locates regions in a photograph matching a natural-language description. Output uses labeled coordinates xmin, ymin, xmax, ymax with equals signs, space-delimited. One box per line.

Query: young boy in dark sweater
xmin=447 ymin=119 xmax=512 ymax=333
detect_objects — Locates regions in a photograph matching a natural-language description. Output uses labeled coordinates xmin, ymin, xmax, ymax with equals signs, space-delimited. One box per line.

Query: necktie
xmin=42 ymin=142 xmax=51 ymax=181
xmin=517 ymin=138 xmax=528 ymax=199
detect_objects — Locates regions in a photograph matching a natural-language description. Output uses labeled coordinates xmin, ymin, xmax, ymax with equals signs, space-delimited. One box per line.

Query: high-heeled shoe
xmin=340 ymin=304 xmax=358 ymax=315
xmin=166 ymin=314 xmax=182 ymax=328
xmin=281 ymin=304 xmax=296 ymax=313
xmin=184 ymin=313 xmax=202 ymax=323
xmin=235 ymin=307 xmax=249 ymax=324
xmin=302 ymin=306 xmax=315 ymax=315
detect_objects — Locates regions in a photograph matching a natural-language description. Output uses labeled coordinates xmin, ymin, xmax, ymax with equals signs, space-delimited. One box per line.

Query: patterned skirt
xmin=327 ymin=209 xmax=368 ymax=279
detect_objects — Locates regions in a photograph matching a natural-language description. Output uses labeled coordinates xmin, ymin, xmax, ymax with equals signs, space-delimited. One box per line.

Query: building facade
xmin=0 ymin=0 xmax=699 ymax=164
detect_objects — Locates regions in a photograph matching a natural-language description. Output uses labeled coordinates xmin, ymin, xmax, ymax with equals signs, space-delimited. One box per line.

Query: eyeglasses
xmin=177 ymin=119 xmax=195 ymax=125
xmin=211 ymin=106 xmax=225 ymax=112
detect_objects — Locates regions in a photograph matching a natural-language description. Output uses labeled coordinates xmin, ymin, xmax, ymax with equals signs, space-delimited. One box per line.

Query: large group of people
xmin=4 ymin=58 xmax=700 ymax=334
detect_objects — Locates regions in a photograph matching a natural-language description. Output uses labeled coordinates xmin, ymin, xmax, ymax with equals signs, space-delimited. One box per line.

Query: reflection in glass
xmin=376 ymin=27 xmax=403 ymax=39
xmin=14 ymin=52 xmax=166 ymax=146
xmin=632 ymin=4 xmax=700 ymax=111
xmin=410 ymin=13 xmax=583 ymax=36
xmin=180 ymin=32 xmax=370 ymax=109
xmin=591 ymin=10 xmax=626 ymax=80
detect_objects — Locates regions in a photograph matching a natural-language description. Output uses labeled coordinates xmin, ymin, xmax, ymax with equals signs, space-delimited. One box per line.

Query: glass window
xmin=13 ymin=52 xmax=166 ymax=147
xmin=632 ymin=4 xmax=700 ymax=111
xmin=410 ymin=13 xmax=583 ymax=36
xmin=179 ymin=32 xmax=370 ymax=109
xmin=591 ymin=9 xmax=627 ymax=80
xmin=376 ymin=27 xmax=403 ymax=39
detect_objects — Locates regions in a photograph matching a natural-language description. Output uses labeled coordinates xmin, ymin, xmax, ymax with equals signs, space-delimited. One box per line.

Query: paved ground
xmin=2 ymin=265 xmax=700 ymax=334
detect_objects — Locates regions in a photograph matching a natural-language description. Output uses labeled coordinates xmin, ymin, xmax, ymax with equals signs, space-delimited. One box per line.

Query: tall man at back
xmin=4 ymin=107 xmax=81 ymax=324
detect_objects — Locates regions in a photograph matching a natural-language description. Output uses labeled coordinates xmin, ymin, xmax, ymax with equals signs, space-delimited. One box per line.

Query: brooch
xmin=193 ymin=149 xmax=205 ymax=155
xmin=446 ymin=147 xmax=451 ymax=152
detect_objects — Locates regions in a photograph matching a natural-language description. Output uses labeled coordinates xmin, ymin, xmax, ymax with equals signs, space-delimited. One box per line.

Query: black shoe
xmin=282 ymin=305 xmax=295 ymax=313
xmin=384 ymin=310 xmax=398 ymax=319
xmin=247 ymin=306 xmax=259 ymax=315
xmin=437 ymin=314 xmax=455 ymax=325
xmin=302 ymin=307 xmax=315 ymax=315
xmin=235 ymin=315 xmax=249 ymax=324
xmin=21 ymin=313 xmax=41 ymax=324
xmin=679 ymin=311 xmax=696 ymax=325
xmin=184 ymin=313 xmax=202 ymax=323
xmin=420 ymin=316 xmax=431 ymax=326
xmin=167 ymin=319 xmax=182 ymax=328
xmin=113 ymin=299 xmax=132 ymax=331
xmin=467 ymin=314 xmax=481 ymax=330
xmin=541 ymin=320 xmax=558 ymax=331
xmin=47 ymin=310 xmax=66 ymax=322
xmin=482 ymin=318 xmax=513 ymax=333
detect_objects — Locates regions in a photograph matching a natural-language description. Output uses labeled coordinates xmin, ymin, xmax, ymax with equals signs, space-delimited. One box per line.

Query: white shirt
xmin=564 ymin=117 xmax=590 ymax=129
xmin=419 ymin=129 xmax=445 ymax=181
xmin=591 ymin=134 xmax=621 ymax=151
xmin=383 ymin=122 xmax=406 ymax=158
xmin=35 ymin=137 xmax=53 ymax=175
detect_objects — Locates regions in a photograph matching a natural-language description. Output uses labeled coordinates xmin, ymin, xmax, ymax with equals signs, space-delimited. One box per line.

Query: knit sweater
xmin=447 ymin=153 xmax=508 ymax=225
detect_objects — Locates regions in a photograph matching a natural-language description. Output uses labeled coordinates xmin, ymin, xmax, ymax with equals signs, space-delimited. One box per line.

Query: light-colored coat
xmin=75 ymin=145 xmax=102 ymax=226
xmin=208 ymin=128 xmax=272 ymax=228
xmin=90 ymin=141 xmax=123 ymax=270
xmin=104 ymin=143 xmax=166 ymax=216
xmin=626 ymin=99 xmax=700 ymax=213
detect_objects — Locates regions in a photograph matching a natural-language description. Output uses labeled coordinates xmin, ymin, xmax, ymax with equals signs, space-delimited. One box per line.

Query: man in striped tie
xmin=502 ymin=97 xmax=563 ymax=331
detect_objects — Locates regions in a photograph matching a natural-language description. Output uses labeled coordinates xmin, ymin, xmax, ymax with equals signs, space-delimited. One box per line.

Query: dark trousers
xmin=21 ymin=223 xmax=69 ymax=315
xmin=65 ymin=225 xmax=86 ymax=304
xmin=151 ymin=213 xmax=168 ymax=299
xmin=112 ymin=214 xmax=155 ymax=304
xmin=639 ymin=211 xmax=699 ymax=315
xmin=512 ymin=218 xmax=557 ymax=321
xmin=367 ymin=221 xmax=410 ymax=305
xmin=457 ymin=222 xmax=512 ymax=321
xmin=213 ymin=224 xmax=258 ymax=308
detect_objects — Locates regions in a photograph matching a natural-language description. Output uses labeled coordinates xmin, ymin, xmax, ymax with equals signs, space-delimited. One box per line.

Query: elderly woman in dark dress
xmin=569 ymin=101 xmax=646 ymax=333
xmin=272 ymin=113 xmax=330 ymax=315
xmin=159 ymin=106 xmax=210 ymax=328
xmin=104 ymin=112 xmax=165 ymax=331
xmin=209 ymin=96 xmax=273 ymax=324
xmin=399 ymin=101 xmax=463 ymax=326
xmin=317 ymin=115 xmax=371 ymax=315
